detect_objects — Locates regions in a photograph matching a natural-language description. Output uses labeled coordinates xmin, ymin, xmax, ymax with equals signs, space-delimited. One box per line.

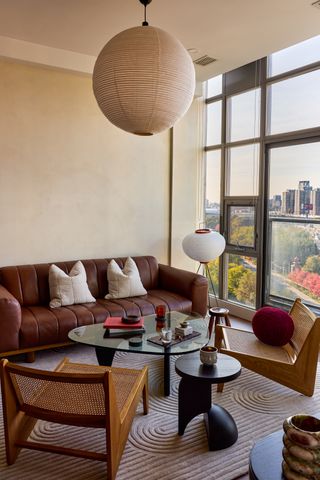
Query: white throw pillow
xmin=105 ymin=257 xmax=147 ymax=299
xmin=49 ymin=260 xmax=96 ymax=308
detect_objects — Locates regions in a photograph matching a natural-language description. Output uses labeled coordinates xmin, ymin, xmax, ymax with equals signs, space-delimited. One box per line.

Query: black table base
xmin=95 ymin=346 xmax=115 ymax=366
xmin=178 ymin=377 xmax=238 ymax=450
xmin=204 ymin=404 xmax=238 ymax=450
xmin=163 ymin=349 xmax=171 ymax=396
xmin=96 ymin=346 xmax=172 ymax=396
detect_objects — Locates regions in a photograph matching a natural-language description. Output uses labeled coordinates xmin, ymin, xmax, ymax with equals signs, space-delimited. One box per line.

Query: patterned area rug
xmin=1 ymin=345 xmax=319 ymax=480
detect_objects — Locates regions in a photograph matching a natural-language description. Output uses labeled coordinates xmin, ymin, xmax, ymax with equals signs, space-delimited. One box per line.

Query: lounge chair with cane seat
xmin=215 ymin=298 xmax=320 ymax=396
xmin=0 ymin=358 xmax=148 ymax=480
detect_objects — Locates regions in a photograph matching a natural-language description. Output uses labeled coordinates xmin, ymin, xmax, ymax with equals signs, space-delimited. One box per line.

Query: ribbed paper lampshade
xmin=182 ymin=229 xmax=226 ymax=263
xmin=92 ymin=25 xmax=195 ymax=135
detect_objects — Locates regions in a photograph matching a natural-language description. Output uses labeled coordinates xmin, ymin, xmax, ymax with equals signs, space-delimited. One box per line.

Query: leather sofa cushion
xmin=19 ymin=290 xmax=192 ymax=348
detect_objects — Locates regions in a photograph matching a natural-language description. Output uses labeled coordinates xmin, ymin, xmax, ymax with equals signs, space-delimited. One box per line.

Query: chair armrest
xmin=158 ymin=264 xmax=208 ymax=317
xmin=0 ymin=285 xmax=22 ymax=353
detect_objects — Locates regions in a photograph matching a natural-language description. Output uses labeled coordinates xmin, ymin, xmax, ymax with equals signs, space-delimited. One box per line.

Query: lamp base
xmin=203 ymin=263 xmax=219 ymax=309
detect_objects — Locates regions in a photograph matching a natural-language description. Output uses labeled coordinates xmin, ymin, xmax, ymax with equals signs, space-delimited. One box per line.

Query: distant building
xmin=271 ymin=180 xmax=320 ymax=216
xmin=294 ymin=180 xmax=312 ymax=215
xmin=280 ymin=180 xmax=319 ymax=216
xmin=282 ymin=190 xmax=295 ymax=214
xmin=270 ymin=195 xmax=281 ymax=211
xmin=311 ymin=188 xmax=320 ymax=216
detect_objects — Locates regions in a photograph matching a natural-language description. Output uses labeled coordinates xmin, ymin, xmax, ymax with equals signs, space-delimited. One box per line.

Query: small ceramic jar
xmin=200 ymin=345 xmax=217 ymax=366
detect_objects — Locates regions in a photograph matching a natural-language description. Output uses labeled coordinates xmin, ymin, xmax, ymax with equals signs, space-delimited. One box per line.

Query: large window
xmin=205 ymin=34 xmax=320 ymax=312
xmin=267 ymin=141 xmax=320 ymax=307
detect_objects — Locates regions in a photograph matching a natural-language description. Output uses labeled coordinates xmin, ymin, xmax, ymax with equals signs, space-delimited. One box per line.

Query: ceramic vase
xmin=282 ymin=414 xmax=320 ymax=480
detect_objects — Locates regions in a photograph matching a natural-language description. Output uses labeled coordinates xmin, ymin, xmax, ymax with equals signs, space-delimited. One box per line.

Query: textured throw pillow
xmin=49 ymin=260 xmax=96 ymax=308
xmin=252 ymin=306 xmax=294 ymax=347
xmin=105 ymin=257 xmax=147 ymax=299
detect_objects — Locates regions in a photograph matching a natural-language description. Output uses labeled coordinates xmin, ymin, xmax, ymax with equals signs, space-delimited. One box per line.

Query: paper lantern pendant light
xmin=92 ymin=0 xmax=195 ymax=136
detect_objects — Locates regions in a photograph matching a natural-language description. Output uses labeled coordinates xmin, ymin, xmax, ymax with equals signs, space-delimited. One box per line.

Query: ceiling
xmin=0 ymin=0 xmax=319 ymax=81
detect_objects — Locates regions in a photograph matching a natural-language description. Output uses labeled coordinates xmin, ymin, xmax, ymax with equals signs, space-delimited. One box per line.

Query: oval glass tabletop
xmin=68 ymin=311 xmax=209 ymax=356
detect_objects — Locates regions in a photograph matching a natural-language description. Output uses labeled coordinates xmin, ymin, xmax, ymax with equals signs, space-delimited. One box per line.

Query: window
xmin=227 ymin=88 xmax=260 ymax=142
xmin=205 ymin=150 xmax=221 ymax=229
xmin=226 ymin=254 xmax=257 ymax=308
xmin=268 ymin=35 xmax=320 ymax=77
xmin=207 ymin=75 xmax=222 ymax=98
xmin=266 ymin=141 xmax=320 ymax=307
xmin=228 ymin=205 xmax=256 ymax=249
xmin=226 ymin=144 xmax=259 ymax=197
xmin=205 ymin=34 xmax=320 ymax=314
xmin=206 ymin=101 xmax=222 ymax=146
xmin=205 ymin=150 xmax=221 ymax=296
xmin=267 ymin=70 xmax=320 ymax=135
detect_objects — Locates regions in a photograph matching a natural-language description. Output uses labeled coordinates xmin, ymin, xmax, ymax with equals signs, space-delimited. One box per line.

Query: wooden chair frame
xmin=0 ymin=357 xmax=148 ymax=480
xmin=215 ymin=298 xmax=320 ymax=396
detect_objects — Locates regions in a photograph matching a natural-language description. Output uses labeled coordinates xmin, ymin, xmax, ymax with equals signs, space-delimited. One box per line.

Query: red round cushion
xmin=252 ymin=307 xmax=294 ymax=346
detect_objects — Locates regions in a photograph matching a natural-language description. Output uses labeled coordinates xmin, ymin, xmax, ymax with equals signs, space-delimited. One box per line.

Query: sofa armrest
xmin=0 ymin=285 xmax=22 ymax=353
xmin=158 ymin=264 xmax=208 ymax=317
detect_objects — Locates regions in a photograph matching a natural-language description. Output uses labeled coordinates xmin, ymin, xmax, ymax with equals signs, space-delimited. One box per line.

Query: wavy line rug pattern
xmin=0 ymin=344 xmax=319 ymax=480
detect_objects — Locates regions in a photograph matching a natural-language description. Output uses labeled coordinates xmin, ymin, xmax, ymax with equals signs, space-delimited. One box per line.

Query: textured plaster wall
xmin=0 ymin=60 xmax=171 ymax=266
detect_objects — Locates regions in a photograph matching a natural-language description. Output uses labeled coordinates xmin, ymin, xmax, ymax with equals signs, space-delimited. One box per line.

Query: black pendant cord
xmin=140 ymin=0 xmax=152 ymax=26
xmin=142 ymin=5 xmax=148 ymax=26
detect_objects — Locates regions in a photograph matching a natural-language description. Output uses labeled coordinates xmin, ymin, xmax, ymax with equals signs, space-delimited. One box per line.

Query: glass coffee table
xmin=68 ymin=311 xmax=207 ymax=396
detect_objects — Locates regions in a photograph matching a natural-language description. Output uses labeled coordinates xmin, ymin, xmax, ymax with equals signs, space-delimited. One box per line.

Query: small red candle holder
xmin=155 ymin=304 xmax=166 ymax=319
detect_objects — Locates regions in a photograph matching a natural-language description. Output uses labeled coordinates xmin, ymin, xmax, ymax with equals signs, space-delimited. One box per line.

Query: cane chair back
xmin=0 ymin=358 xmax=148 ymax=480
xmin=215 ymin=298 xmax=320 ymax=396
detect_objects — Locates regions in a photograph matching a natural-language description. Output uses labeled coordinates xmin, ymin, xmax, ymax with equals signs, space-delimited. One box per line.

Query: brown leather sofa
xmin=0 ymin=255 xmax=208 ymax=360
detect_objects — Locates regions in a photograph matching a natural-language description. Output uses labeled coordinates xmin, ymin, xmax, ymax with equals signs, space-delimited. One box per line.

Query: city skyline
xmin=206 ymin=141 xmax=320 ymax=205
xmin=270 ymin=179 xmax=320 ymax=216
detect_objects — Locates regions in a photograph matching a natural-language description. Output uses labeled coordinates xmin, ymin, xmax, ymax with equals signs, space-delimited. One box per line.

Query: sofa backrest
xmin=0 ymin=256 xmax=159 ymax=306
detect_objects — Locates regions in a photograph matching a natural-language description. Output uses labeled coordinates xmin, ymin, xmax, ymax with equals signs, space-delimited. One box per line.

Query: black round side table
xmin=249 ymin=430 xmax=283 ymax=479
xmin=175 ymin=352 xmax=241 ymax=451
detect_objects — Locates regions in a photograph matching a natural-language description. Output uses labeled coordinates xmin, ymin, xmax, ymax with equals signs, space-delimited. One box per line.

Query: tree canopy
xmin=272 ymin=224 xmax=318 ymax=270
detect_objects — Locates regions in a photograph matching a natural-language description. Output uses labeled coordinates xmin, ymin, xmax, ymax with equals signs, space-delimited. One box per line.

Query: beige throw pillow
xmin=105 ymin=257 xmax=147 ymax=299
xmin=49 ymin=260 xmax=96 ymax=308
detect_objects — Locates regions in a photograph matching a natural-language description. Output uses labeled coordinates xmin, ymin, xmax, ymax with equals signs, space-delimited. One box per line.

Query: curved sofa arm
xmin=158 ymin=264 xmax=208 ymax=317
xmin=0 ymin=285 xmax=21 ymax=353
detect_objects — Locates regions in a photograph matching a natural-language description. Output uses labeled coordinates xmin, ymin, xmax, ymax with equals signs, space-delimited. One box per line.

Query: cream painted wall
xmin=0 ymin=59 xmax=171 ymax=266
xmin=171 ymin=96 xmax=205 ymax=271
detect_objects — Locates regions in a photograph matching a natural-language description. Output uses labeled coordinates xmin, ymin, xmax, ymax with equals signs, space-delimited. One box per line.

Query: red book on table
xmin=103 ymin=317 xmax=144 ymax=329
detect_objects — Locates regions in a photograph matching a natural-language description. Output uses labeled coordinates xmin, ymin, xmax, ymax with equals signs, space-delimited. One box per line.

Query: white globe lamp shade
xmin=92 ymin=25 xmax=195 ymax=136
xmin=182 ymin=229 xmax=226 ymax=263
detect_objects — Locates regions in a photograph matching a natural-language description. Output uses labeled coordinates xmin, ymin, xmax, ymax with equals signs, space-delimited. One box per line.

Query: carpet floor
xmin=1 ymin=345 xmax=319 ymax=480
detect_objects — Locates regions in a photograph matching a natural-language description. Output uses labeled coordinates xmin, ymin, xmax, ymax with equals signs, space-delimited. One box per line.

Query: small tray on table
xmin=147 ymin=330 xmax=201 ymax=347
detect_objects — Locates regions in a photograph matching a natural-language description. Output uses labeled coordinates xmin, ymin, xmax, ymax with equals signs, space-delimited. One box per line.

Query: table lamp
xmin=182 ymin=228 xmax=226 ymax=308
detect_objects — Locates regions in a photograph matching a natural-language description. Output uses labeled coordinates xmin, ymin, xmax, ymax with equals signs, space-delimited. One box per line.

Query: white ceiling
xmin=0 ymin=0 xmax=319 ymax=81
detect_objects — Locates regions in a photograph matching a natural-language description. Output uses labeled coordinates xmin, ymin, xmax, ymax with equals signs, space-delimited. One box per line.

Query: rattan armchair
xmin=0 ymin=357 xmax=148 ymax=480
xmin=215 ymin=298 xmax=320 ymax=396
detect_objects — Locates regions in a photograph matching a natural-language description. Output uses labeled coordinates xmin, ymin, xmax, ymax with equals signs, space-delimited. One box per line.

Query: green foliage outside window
xmin=303 ymin=255 xmax=320 ymax=274
xmin=235 ymin=270 xmax=256 ymax=306
xmin=228 ymin=264 xmax=247 ymax=295
xmin=272 ymin=224 xmax=318 ymax=271
xmin=230 ymin=225 xmax=254 ymax=247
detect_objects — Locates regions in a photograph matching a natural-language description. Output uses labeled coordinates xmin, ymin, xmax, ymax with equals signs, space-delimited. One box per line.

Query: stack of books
xmin=103 ymin=316 xmax=145 ymax=337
